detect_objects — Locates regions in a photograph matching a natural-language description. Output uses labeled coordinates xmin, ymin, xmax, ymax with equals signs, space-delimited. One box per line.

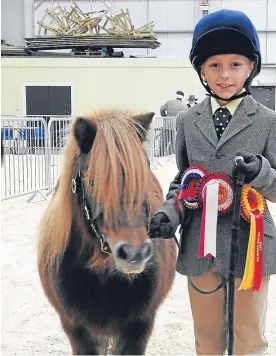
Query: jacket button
xmin=216 ymin=153 xmax=224 ymax=159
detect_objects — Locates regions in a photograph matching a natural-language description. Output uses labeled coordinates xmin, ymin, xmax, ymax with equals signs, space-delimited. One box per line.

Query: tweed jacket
xmin=159 ymin=96 xmax=276 ymax=278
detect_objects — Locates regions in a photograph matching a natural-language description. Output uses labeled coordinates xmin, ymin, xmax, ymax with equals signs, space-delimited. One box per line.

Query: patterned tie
xmin=213 ymin=107 xmax=232 ymax=140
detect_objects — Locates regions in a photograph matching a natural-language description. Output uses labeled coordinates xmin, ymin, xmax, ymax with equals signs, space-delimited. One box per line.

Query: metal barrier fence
xmin=47 ymin=117 xmax=74 ymax=190
xmin=152 ymin=117 xmax=177 ymax=157
xmin=1 ymin=115 xmax=177 ymax=201
xmin=1 ymin=117 xmax=49 ymax=201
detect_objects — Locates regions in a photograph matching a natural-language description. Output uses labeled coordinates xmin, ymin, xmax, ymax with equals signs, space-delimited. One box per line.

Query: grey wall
xmin=1 ymin=0 xmax=25 ymax=46
xmin=31 ymin=0 xmax=276 ymax=62
xmin=2 ymin=0 xmax=276 ymax=64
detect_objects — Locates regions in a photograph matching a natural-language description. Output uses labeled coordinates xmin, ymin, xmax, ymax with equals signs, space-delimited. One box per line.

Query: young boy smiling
xmin=150 ymin=9 xmax=276 ymax=355
xmin=202 ymin=53 xmax=254 ymax=105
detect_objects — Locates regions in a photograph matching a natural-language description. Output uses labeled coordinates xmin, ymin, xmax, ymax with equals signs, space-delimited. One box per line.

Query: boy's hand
xmin=232 ymin=151 xmax=262 ymax=183
xmin=149 ymin=213 xmax=175 ymax=239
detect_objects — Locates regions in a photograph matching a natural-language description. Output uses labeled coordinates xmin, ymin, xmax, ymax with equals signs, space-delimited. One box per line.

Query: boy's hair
xmin=189 ymin=9 xmax=261 ymax=102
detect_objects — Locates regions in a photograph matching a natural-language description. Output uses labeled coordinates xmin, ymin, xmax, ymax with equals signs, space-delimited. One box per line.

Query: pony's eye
xmin=95 ymin=212 xmax=104 ymax=225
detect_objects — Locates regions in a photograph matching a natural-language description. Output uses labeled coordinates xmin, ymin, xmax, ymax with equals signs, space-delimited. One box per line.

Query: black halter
xmin=71 ymin=169 xmax=112 ymax=255
xmin=71 ymin=168 xmax=152 ymax=257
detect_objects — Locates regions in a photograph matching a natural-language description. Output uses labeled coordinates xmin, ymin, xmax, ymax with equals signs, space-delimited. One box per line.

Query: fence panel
xmin=47 ymin=117 xmax=75 ymax=189
xmin=1 ymin=117 xmax=49 ymax=200
xmin=152 ymin=116 xmax=177 ymax=159
xmin=1 ymin=115 xmax=177 ymax=200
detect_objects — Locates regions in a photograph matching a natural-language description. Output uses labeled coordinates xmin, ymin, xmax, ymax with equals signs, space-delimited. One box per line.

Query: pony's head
xmin=39 ymin=110 xmax=161 ymax=275
xmin=73 ymin=111 xmax=156 ymax=274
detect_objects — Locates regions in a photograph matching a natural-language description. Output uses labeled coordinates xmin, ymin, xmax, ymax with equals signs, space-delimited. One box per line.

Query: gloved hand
xmin=232 ymin=151 xmax=262 ymax=184
xmin=149 ymin=213 xmax=175 ymax=239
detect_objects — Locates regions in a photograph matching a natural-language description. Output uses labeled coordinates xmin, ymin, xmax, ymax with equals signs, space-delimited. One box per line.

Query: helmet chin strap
xmin=198 ymin=56 xmax=259 ymax=103
xmin=202 ymin=79 xmax=250 ymax=102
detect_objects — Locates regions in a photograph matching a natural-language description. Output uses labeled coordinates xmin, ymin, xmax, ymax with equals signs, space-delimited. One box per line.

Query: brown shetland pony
xmin=38 ymin=110 xmax=176 ymax=355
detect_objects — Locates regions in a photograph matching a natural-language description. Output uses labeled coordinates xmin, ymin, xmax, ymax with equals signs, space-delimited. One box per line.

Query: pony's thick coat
xmin=38 ymin=109 xmax=176 ymax=355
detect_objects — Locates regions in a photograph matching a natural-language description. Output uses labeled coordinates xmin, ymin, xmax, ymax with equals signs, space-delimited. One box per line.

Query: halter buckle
xmin=71 ymin=179 xmax=77 ymax=194
xmin=100 ymin=239 xmax=112 ymax=255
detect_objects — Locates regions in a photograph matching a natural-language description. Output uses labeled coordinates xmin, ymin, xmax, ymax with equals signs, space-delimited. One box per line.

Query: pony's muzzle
xmin=113 ymin=239 xmax=154 ymax=274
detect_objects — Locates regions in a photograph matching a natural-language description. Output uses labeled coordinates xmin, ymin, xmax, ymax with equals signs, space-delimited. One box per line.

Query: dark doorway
xmin=251 ymin=86 xmax=275 ymax=110
xmin=26 ymin=86 xmax=72 ymax=117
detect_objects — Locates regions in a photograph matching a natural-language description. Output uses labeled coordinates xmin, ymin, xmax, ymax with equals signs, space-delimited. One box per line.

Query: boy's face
xmin=200 ymin=54 xmax=254 ymax=103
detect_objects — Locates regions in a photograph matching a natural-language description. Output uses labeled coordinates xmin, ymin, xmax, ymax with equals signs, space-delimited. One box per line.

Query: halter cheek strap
xmin=71 ymin=169 xmax=112 ymax=256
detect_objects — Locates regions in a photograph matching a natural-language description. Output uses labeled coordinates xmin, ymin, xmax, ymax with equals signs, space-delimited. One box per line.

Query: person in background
xmin=160 ymin=90 xmax=186 ymax=117
xmin=159 ymin=91 xmax=186 ymax=156
xmin=186 ymin=94 xmax=198 ymax=108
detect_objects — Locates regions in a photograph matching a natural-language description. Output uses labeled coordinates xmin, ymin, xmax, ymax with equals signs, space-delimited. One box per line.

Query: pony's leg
xmin=114 ymin=318 xmax=154 ymax=355
xmin=62 ymin=323 xmax=100 ymax=355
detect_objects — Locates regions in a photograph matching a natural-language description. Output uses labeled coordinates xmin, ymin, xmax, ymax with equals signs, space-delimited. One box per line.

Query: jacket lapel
xmin=216 ymin=96 xmax=257 ymax=150
xmin=195 ymin=97 xmax=218 ymax=148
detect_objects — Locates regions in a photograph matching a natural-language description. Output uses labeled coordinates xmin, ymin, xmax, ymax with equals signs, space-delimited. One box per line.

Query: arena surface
xmin=2 ymin=157 xmax=276 ymax=355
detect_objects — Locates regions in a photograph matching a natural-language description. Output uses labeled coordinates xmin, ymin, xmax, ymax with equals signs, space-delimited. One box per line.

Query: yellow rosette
xmin=239 ymin=185 xmax=266 ymax=292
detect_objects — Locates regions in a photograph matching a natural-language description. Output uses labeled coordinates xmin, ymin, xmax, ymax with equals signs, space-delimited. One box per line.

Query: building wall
xmin=1 ymin=58 xmax=275 ymax=118
xmin=1 ymin=0 xmax=25 ymax=46
xmin=2 ymin=1 xmax=276 ymax=63
xmin=1 ymin=57 xmax=207 ymax=117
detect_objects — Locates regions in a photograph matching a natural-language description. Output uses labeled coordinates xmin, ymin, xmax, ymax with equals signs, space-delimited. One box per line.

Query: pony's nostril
xmin=139 ymin=239 xmax=154 ymax=260
xmin=115 ymin=240 xmax=154 ymax=265
xmin=115 ymin=243 xmax=134 ymax=261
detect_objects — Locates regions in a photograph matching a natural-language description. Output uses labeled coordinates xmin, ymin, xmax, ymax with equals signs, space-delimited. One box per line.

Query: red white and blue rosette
xmin=197 ymin=172 xmax=234 ymax=259
xmin=176 ymin=165 xmax=208 ymax=209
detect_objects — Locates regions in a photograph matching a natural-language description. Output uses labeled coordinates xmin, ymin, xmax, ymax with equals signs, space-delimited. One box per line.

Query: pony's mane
xmin=38 ymin=110 xmax=159 ymax=267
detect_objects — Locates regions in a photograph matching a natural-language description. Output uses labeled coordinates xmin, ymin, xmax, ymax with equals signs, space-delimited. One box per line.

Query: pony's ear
xmin=74 ymin=117 xmax=97 ymax=154
xmin=134 ymin=112 xmax=155 ymax=131
xmin=133 ymin=112 xmax=155 ymax=141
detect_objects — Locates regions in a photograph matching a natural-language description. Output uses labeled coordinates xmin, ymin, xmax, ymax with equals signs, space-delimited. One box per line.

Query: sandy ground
xmin=1 ymin=156 xmax=276 ymax=355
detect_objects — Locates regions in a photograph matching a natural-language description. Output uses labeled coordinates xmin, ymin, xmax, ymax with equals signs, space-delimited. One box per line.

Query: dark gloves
xmin=149 ymin=213 xmax=175 ymax=239
xmin=232 ymin=151 xmax=262 ymax=184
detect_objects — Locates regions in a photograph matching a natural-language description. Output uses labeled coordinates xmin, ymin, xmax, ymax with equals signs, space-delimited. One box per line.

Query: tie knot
xmin=214 ymin=107 xmax=231 ymax=118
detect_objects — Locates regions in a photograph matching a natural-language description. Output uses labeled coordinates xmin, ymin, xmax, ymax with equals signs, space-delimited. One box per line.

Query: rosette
xmin=197 ymin=173 xmax=234 ymax=215
xmin=176 ymin=165 xmax=208 ymax=209
xmin=197 ymin=172 xmax=234 ymax=259
xmin=239 ymin=185 xmax=266 ymax=292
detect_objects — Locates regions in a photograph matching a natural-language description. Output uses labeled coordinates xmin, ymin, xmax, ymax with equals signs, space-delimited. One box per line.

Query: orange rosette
xmin=241 ymin=185 xmax=266 ymax=222
xmin=239 ymin=185 xmax=266 ymax=292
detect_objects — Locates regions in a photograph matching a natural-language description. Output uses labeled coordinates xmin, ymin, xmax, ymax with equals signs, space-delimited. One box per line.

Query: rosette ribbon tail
xmin=199 ymin=182 xmax=219 ymax=259
xmin=253 ymin=210 xmax=264 ymax=291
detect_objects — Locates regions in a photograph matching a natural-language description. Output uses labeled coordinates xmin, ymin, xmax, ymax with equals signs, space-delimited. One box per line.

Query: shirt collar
xmin=211 ymin=89 xmax=245 ymax=116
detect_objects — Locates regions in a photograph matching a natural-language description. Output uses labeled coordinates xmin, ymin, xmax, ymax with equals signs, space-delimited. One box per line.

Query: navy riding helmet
xmin=190 ymin=9 xmax=261 ymax=101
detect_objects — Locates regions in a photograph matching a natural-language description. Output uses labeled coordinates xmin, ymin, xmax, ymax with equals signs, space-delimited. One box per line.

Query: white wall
xmin=1 ymin=57 xmax=207 ymax=117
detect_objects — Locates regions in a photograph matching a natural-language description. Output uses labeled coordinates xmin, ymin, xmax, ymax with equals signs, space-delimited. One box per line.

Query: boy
xmin=149 ymin=9 xmax=276 ymax=355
